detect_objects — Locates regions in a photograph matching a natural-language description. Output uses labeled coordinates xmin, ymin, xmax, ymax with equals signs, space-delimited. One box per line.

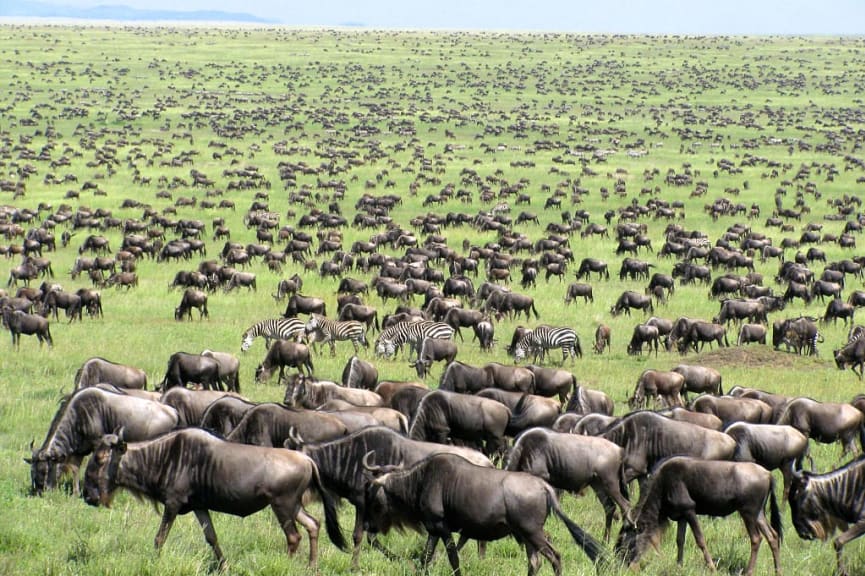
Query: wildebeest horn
xmin=29 ymin=438 xmax=35 ymax=451
xmin=361 ymin=450 xmax=380 ymax=473
xmin=288 ymin=426 xmax=304 ymax=448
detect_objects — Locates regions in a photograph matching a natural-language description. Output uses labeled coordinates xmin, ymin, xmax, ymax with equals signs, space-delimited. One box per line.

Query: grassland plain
xmin=1 ymin=25 xmax=865 ymax=575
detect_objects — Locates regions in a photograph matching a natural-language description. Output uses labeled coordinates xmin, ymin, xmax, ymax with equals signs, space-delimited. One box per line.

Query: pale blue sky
xmin=19 ymin=0 xmax=865 ymax=33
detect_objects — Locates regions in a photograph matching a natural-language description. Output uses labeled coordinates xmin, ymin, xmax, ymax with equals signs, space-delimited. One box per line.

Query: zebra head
xmin=305 ymin=315 xmax=321 ymax=333
xmin=375 ymin=338 xmax=396 ymax=358
xmin=240 ymin=332 xmax=253 ymax=352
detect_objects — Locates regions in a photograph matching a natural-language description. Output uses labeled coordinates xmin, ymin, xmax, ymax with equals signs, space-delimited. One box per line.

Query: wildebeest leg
xmin=833 ymin=520 xmax=865 ymax=576
xmin=270 ymin=499 xmax=303 ymax=558
xmin=294 ymin=506 xmax=320 ymax=566
xmin=685 ymin=513 xmax=715 ymax=571
xmin=194 ymin=509 xmax=226 ymax=569
xmin=369 ymin=534 xmax=400 ymax=561
xmin=350 ymin=508 xmax=364 ymax=567
xmin=420 ymin=533 xmax=440 ymax=571
xmin=526 ymin=531 xmax=561 ymax=576
xmin=153 ymin=508 xmax=178 ymax=553
xmin=676 ymin=520 xmax=688 ymax=564
xmin=442 ymin=533 xmax=462 ymax=576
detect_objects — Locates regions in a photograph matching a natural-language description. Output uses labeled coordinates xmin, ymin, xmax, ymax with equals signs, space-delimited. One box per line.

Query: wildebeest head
xmin=25 ymin=441 xmax=59 ymax=496
xmin=788 ymin=468 xmax=844 ymax=542
xmin=614 ymin=508 xmax=667 ymax=568
xmin=361 ymin=452 xmax=410 ymax=535
xmin=254 ymin=363 xmax=269 ymax=383
xmin=282 ymin=374 xmax=307 ymax=407
xmin=82 ymin=431 xmax=127 ymax=508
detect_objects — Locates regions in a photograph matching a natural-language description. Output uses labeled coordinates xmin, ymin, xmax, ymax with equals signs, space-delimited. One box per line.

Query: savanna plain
xmin=1 ymin=25 xmax=865 ymax=575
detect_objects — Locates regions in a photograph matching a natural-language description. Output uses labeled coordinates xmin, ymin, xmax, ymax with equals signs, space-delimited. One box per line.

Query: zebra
xmin=304 ymin=313 xmax=367 ymax=356
xmin=513 ymin=325 xmax=582 ymax=365
xmin=374 ymin=320 xmax=455 ymax=359
xmin=240 ymin=317 xmax=305 ymax=352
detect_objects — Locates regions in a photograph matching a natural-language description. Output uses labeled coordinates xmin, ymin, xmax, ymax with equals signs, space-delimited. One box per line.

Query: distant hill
xmin=1 ymin=1 xmax=277 ymax=23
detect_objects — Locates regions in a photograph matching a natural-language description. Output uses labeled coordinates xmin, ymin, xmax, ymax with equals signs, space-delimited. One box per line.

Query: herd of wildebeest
xmin=6 ymin=28 xmax=865 ymax=575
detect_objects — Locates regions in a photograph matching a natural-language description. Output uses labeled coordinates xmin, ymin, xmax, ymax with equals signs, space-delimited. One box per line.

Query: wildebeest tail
xmin=859 ymin=419 xmax=865 ymax=457
xmin=532 ymin=301 xmax=540 ymax=320
xmin=72 ymin=366 xmax=84 ymax=390
xmin=545 ymin=485 xmax=604 ymax=562
xmin=768 ymin=475 xmax=782 ymax=542
xmin=310 ymin=461 xmax=347 ymax=551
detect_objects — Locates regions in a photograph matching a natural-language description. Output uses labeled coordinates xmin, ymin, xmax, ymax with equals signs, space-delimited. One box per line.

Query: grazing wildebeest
xmin=811 ymin=280 xmax=843 ymax=303
xmin=671 ymin=364 xmax=723 ymax=400
xmin=410 ymin=337 xmax=458 ymax=378
xmin=4 ymin=308 xmax=52 ymax=348
xmin=564 ymin=383 xmax=615 ymax=416
xmin=563 ymin=282 xmax=593 ymax=304
xmin=690 ymin=395 xmax=773 ymax=425
xmin=224 ymin=271 xmax=257 ymax=292
xmin=738 ymin=323 xmax=768 ymax=345
xmin=409 ymin=389 xmax=511 ymax=457
xmin=626 ymin=324 xmax=660 ymax=356
xmin=615 ymin=457 xmax=782 ymax=576
xmin=725 ymin=422 xmax=809 ymax=501
xmin=824 ymin=298 xmax=855 ymax=326
xmin=74 ymin=357 xmax=147 ymax=390
xmin=602 ymin=411 xmax=737 ymax=485
xmin=284 ymin=293 xmax=327 ymax=317
xmin=287 ymin=426 xmax=492 ymax=568
xmin=338 ymin=304 xmax=380 ymax=333
xmin=200 ymin=349 xmax=240 ymax=393
xmin=835 ymin=336 xmax=865 ymax=379
xmin=610 ymin=290 xmax=654 ymax=317
xmin=677 ymin=320 xmax=728 ymax=353
xmin=82 ymin=429 xmax=346 ymax=568
xmin=174 ymin=288 xmax=209 ymax=321
xmin=628 ymin=369 xmax=684 ymax=409
xmin=506 ymin=427 xmax=631 ymax=541
xmin=159 ymin=387 xmax=239 ymax=427
xmin=788 ymin=458 xmax=865 ymax=576
xmin=284 ymin=374 xmax=383 ymax=409
xmin=26 ymin=386 xmax=178 ymax=496
xmin=363 ymin=452 xmax=602 ymax=576
xmin=255 ymin=340 xmax=314 ymax=382
xmin=341 ymin=355 xmax=378 ymax=390
xmin=593 ymin=324 xmax=611 ymax=354
xmin=775 ymin=397 xmax=865 ymax=459
xmin=575 ymin=257 xmax=609 ymax=280
xmin=200 ymin=395 xmax=257 ymax=436
xmin=160 ymin=352 xmax=222 ymax=391
xmin=441 ymin=307 xmax=484 ymax=341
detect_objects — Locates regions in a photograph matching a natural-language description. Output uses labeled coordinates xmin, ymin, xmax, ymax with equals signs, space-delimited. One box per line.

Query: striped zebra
xmin=375 ymin=320 xmax=454 ymax=359
xmin=513 ymin=325 xmax=582 ymax=364
xmin=304 ymin=313 xmax=368 ymax=356
xmin=240 ymin=317 xmax=305 ymax=352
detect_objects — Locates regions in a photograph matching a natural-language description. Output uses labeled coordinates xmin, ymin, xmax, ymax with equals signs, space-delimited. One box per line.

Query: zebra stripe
xmin=375 ymin=320 xmax=454 ymax=358
xmin=305 ymin=314 xmax=368 ymax=355
xmin=514 ymin=325 xmax=581 ymax=364
xmin=240 ymin=317 xmax=305 ymax=351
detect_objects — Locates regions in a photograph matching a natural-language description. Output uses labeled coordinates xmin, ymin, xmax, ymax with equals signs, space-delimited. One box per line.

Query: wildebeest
xmin=338 ymin=303 xmax=380 ymax=333
xmin=287 ymin=426 xmax=492 ymax=567
xmin=811 ymin=279 xmax=843 ymax=303
xmin=174 ymin=288 xmax=209 ymax=321
xmin=564 ymin=383 xmax=615 ymax=416
xmin=671 ymin=364 xmax=723 ymax=400
xmin=774 ymin=316 xmax=821 ymax=356
xmin=725 ymin=422 xmax=810 ymax=501
xmin=476 ymin=388 xmax=560 ymax=435
xmin=341 ymin=355 xmax=378 ymax=390
xmin=200 ymin=395 xmax=257 ymax=436
xmin=159 ymin=387 xmax=239 ymax=427
xmin=775 ymin=397 xmax=865 ymax=458
xmin=788 ymin=457 xmax=865 ymax=576
xmin=835 ymin=336 xmax=865 ymax=379
xmin=74 ymin=357 xmax=147 ymax=390
xmin=410 ymin=337 xmax=458 ymax=378
xmin=575 ymin=257 xmax=609 ymax=280
xmin=160 ymin=352 xmax=222 ymax=391
xmin=677 ymin=320 xmax=728 ymax=353
xmin=364 ymin=452 xmax=602 ymax=576
xmin=4 ymin=308 xmax=52 ymax=348
xmin=626 ymin=324 xmax=660 ymax=356
xmin=824 ymin=298 xmax=855 ymax=326
xmin=593 ymin=324 xmax=611 ymax=354
xmin=690 ymin=395 xmax=773 ymax=425
xmin=738 ymin=323 xmax=768 ymax=345
xmin=27 ymin=386 xmax=178 ymax=496
xmin=82 ymin=429 xmax=346 ymax=568
xmin=610 ymin=290 xmax=654 ymax=317
xmin=227 ymin=402 xmax=348 ymax=446
xmin=224 ymin=271 xmax=257 ymax=292
xmin=437 ymin=361 xmax=491 ymax=394
xmin=602 ymin=411 xmax=737 ymax=485
xmin=200 ymin=349 xmax=240 ymax=393
xmin=506 ymin=427 xmax=631 ymax=541
xmin=409 ymin=389 xmax=511 ymax=457
xmin=563 ymin=282 xmax=593 ymax=304
xmin=615 ymin=456 xmax=782 ymax=576
xmin=284 ymin=374 xmax=383 ymax=409
xmin=628 ymin=369 xmax=684 ymax=409
xmin=255 ymin=340 xmax=314 ymax=382
xmin=284 ymin=293 xmax=327 ymax=317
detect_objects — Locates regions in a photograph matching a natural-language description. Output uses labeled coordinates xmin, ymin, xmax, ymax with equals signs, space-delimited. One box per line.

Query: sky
xmin=19 ymin=0 xmax=865 ymax=34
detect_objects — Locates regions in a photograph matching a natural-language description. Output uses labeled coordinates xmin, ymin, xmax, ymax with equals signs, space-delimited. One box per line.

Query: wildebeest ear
xmin=23 ymin=457 xmax=32 ymax=464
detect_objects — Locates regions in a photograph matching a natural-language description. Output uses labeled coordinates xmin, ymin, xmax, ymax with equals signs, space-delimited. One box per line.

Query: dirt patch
xmin=690 ymin=346 xmax=832 ymax=370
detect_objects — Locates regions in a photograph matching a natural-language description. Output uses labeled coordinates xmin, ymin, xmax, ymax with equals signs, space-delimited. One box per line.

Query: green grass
xmin=1 ymin=25 xmax=865 ymax=575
